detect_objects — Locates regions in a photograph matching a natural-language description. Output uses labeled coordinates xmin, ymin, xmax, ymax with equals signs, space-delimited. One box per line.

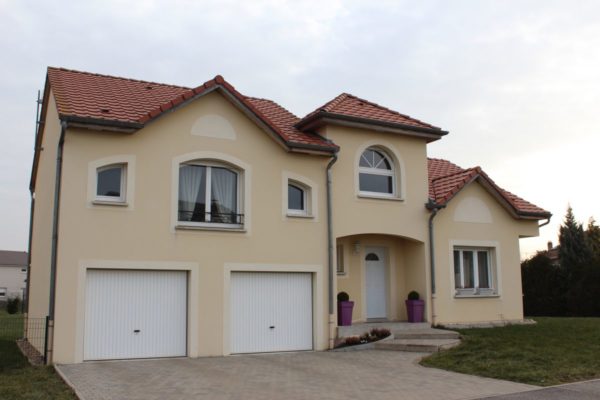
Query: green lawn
xmin=421 ymin=317 xmax=600 ymax=386
xmin=0 ymin=314 xmax=76 ymax=400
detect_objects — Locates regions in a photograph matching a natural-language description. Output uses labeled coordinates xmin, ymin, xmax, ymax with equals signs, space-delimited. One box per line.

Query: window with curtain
xmin=358 ymin=148 xmax=395 ymax=196
xmin=178 ymin=162 xmax=241 ymax=226
xmin=453 ymin=247 xmax=496 ymax=296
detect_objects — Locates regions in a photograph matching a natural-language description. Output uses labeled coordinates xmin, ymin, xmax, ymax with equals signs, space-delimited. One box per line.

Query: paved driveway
xmin=56 ymin=350 xmax=535 ymax=400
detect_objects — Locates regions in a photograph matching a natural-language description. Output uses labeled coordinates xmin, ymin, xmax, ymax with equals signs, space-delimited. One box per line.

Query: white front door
xmin=365 ymin=247 xmax=387 ymax=319
xmin=230 ymin=272 xmax=313 ymax=354
xmin=84 ymin=269 xmax=187 ymax=360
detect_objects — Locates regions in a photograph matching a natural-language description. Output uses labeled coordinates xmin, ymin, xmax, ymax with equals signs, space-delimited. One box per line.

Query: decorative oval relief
xmin=191 ymin=114 xmax=236 ymax=140
xmin=454 ymin=196 xmax=493 ymax=224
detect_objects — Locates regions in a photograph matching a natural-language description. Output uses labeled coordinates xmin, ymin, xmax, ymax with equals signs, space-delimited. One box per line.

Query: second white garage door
xmin=84 ymin=269 xmax=187 ymax=361
xmin=230 ymin=272 xmax=313 ymax=354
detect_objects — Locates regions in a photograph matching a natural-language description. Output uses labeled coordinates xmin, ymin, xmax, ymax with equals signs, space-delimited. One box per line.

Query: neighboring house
xmin=0 ymin=250 xmax=28 ymax=303
xmin=27 ymin=67 xmax=551 ymax=364
xmin=542 ymin=241 xmax=560 ymax=266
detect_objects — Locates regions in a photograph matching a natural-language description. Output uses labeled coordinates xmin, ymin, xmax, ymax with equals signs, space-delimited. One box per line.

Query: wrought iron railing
xmin=178 ymin=211 xmax=244 ymax=225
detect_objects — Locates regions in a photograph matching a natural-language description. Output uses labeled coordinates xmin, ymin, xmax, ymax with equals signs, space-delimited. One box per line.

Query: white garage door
xmin=84 ymin=269 xmax=187 ymax=360
xmin=230 ymin=272 xmax=313 ymax=354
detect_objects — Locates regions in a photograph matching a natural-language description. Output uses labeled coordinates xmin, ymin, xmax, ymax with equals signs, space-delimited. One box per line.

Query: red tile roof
xmin=428 ymin=158 xmax=550 ymax=218
xmin=296 ymin=93 xmax=447 ymax=137
xmin=46 ymin=67 xmax=337 ymax=152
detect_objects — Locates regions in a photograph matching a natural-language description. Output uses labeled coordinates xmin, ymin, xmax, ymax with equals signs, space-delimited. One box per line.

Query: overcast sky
xmin=1 ymin=0 xmax=598 ymax=258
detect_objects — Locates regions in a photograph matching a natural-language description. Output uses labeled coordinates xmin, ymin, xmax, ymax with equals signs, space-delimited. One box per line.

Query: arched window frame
xmin=95 ymin=163 xmax=127 ymax=203
xmin=177 ymin=159 xmax=243 ymax=228
xmin=88 ymin=155 xmax=136 ymax=208
xmin=357 ymin=146 xmax=401 ymax=199
xmin=287 ymin=180 xmax=309 ymax=216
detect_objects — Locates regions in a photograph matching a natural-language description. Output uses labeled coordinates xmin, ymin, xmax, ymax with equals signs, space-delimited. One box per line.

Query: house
xmin=0 ymin=250 xmax=28 ymax=304
xmin=27 ymin=67 xmax=551 ymax=364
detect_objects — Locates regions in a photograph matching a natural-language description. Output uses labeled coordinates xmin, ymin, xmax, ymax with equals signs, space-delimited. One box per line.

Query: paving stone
xmin=57 ymin=351 xmax=535 ymax=400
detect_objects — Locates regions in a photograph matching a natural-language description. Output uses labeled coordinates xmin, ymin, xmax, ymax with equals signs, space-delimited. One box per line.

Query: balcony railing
xmin=178 ymin=210 xmax=244 ymax=225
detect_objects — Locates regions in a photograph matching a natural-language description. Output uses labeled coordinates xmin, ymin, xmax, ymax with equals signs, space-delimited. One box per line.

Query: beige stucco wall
xmin=432 ymin=182 xmax=539 ymax=325
xmin=28 ymin=85 xmax=544 ymax=363
xmin=28 ymin=90 xmax=61 ymax=327
xmin=47 ymin=91 xmax=331 ymax=363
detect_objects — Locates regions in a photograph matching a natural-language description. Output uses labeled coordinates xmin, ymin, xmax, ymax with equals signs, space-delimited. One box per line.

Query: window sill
xmin=454 ymin=294 xmax=500 ymax=299
xmin=357 ymin=193 xmax=404 ymax=202
xmin=175 ymin=224 xmax=246 ymax=233
xmin=336 ymin=272 xmax=347 ymax=276
xmin=286 ymin=213 xmax=314 ymax=219
xmin=92 ymin=200 xmax=128 ymax=207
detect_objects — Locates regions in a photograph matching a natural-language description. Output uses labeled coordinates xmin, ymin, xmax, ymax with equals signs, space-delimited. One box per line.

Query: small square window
xmin=286 ymin=180 xmax=312 ymax=217
xmin=96 ymin=164 xmax=126 ymax=203
xmin=0 ymin=288 xmax=6 ymax=298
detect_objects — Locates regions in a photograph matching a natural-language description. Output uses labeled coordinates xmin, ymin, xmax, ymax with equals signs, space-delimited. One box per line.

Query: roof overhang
xmin=295 ymin=111 xmax=448 ymax=143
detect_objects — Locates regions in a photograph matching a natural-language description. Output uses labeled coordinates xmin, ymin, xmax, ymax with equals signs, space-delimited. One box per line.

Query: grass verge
xmin=0 ymin=313 xmax=76 ymax=399
xmin=421 ymin=317 xmax=600 ymax=386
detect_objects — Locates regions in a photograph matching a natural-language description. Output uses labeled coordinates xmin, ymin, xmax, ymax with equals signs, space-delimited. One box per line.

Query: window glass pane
xmin=478 ymin=251 xmax=490 ymax=288
xmin=336 ymin=245 xmax=344 ymax=273
xmin=211 ymin=167 xmax=238 ymax=224
xmin=462 ymin=251 xmax=475 ymax=288
xmin=453 ymin=250 xmax=461 ymax=289
xmin=288 ymin=184 xmax=304 ymax=211
xmin=178 ymin=165 xmax=206 ymax=222
xmin=97 ymin=166 xmax=122 ymax=197
xmin=359 ymin=149 xmax=391 ymax=170
xmin=359 ymin=173 xmax=393 ymax=193
xmin=365 ymin=253 xmax=379 ymax=261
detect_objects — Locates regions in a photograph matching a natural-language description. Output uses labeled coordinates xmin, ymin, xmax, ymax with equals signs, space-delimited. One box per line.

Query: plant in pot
xmin=405 ymin=290 xmax=425 ymax=323
xmin=337 ymin=291 xmax=354 ymax=326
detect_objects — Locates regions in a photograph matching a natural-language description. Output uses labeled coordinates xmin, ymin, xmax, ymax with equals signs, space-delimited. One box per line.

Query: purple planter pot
xmin=337 ymin=301 xmax=355 ymax=326
xmin=405 ymin=299 xmax=425 ymax=323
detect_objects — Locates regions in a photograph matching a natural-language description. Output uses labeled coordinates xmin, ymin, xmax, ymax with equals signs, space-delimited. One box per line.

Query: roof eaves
xmin=295 ymin=111 xmax=448 ymax=140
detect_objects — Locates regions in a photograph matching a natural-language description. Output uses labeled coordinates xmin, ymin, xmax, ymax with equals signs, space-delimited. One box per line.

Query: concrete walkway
xmin=56 ymin=350 xmax=535 ymax=400
xmin=475 ymin=379 xmax=600 ymax=399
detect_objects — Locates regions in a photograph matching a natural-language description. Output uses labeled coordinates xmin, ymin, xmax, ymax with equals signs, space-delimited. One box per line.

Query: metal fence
xmin=0 ymin=315 xmax=48 ymax=363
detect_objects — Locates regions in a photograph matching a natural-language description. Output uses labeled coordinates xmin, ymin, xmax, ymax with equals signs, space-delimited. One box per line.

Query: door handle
xmin=134 ymin=329 xmax=140 ymax=333
xmin=269 ymin=326 xmax=275 ymax=329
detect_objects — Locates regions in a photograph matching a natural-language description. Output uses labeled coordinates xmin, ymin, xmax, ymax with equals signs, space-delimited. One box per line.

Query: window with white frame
xmin=0 ymin=288 xmax=6 ymax=298
xmin=359 ymin=147 xmax=396 ymax=196
xmin=336 ymin=245 xmax=345 ymax=275
xmin=453 ymin=247 xmax=497 ymax=296
xmin=178 ymin=162 xmax=243 ymax=227
xmin=96 ymin=164 xmax=126 ymax=203
xmin=287 ymin=181 xmax=311 ymax=216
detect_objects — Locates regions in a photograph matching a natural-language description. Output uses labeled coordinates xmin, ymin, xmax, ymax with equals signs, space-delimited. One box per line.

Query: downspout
xmin=47 ymin=120 xmax=67 ymax=363
xmin=326 ymin=153 xmax=338 ymax=348
xmin=426 ymin=199 xmax=445 ymax=326
xmin=25 ymin=193 xmax=34 ymax=314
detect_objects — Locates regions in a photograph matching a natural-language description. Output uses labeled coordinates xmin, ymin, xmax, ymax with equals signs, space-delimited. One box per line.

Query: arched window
xmin=178 ymin=161 xmax=242 ymax=226
xmin=288 ymin=183 xmax=306 ymax=214
xmin=365 ymin=253 xmax=380 ymax=261
xmin=359 ymin=148 xmax=395 ymax=196
xmin=96 ymin=163 xmax=126 ymax=202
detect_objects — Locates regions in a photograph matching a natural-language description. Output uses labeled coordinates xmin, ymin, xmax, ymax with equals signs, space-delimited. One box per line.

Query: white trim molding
xmin=448 ymin=240 xmax=502 ymax=300
xmin=354 ymin=140 xmax=406 ymax=201
xmin=171 ymin=151 xmax=252 ymax=234
xmin=281 ymin=171 xmax=319 ymax=221
xmin=74 ymin=259 xmax=200 ymax=363
xmin=222 ymin=262 xmax=323 ymax=355
xmin=87 ymin=155 xmax=136 ymax=209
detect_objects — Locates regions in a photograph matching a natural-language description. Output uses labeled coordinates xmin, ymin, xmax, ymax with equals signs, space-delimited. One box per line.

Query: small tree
xmin=559 ymin=206 xmax=591 ymax=269
xmin=6 ymin=296 xmax=20 ymax=314
xmin=585 ymin=217 xmax=600 ymax=263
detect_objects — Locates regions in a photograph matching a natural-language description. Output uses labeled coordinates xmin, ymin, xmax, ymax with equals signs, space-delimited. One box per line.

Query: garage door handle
xmin=134 ymin=329 xmax=140 ymax=333
xmin=269 ymin=326 xmax=275 ymax=329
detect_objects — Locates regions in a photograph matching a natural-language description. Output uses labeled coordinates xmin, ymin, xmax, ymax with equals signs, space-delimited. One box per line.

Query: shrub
xmin=337 ymin=291 xmax=350 ymax=302
xmin=370 ymin=328 xmax=391 ymax=339
xmin=344 ymin=336 xmax=361 ymax=346
xmin=6 ymin=296 xmax=20 ymax=314
xmin=407 ymin=291 xmax=420 ymax=300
